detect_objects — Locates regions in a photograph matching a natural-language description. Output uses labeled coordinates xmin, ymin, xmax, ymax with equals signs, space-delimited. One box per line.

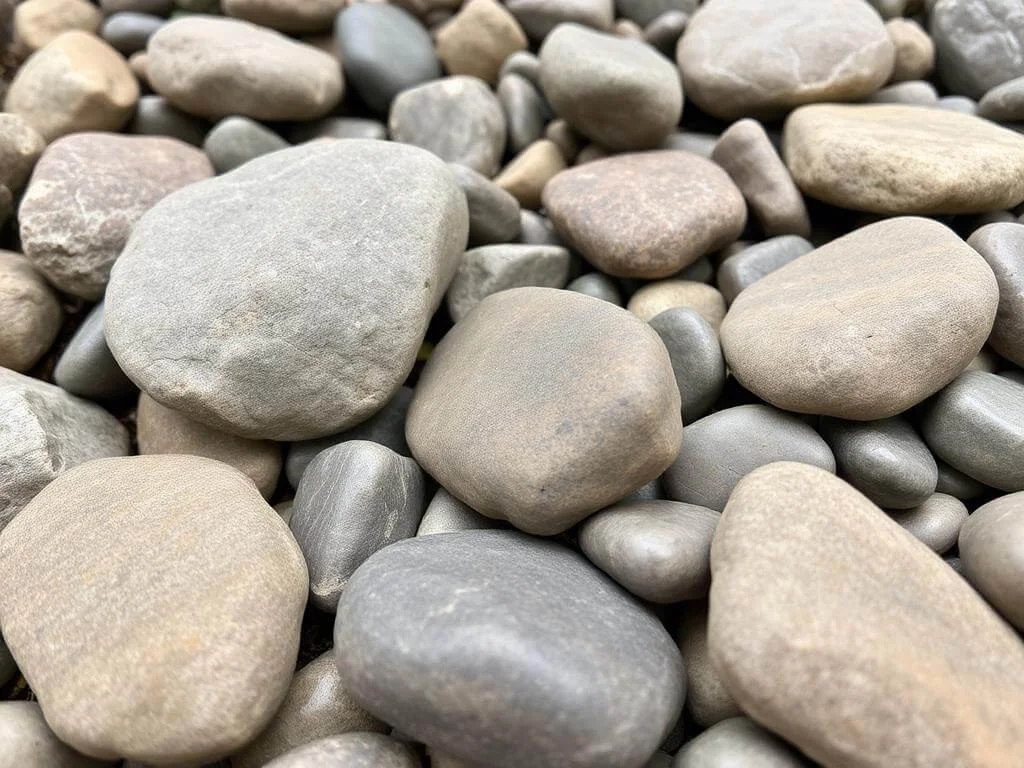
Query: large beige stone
xmin=13 ymin=0 xmax=102 ymax=54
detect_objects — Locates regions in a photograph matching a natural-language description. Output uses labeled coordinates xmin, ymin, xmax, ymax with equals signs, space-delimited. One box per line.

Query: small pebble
xmin=498 ymin=49 xmax=541 ymax=85
xmin=675 ymin=603 xmax=741 ymax=728
xmin=935 ymin=458 xmax=988 ymax=500
xmin=543 ymin=118 xmax=580 ymax=162
xmin=128 ymin=95 xmax=209 ymax=146
xmin=627 ymin=280 xmax=726 ymax=329
xmin=887 ymin=492 xmax=968 ymax=554
xmin=968 ymin=223 xmax=1024 ymax=366
xmin=716 ymin=235 xmax=814 ymax=304
xmin=203 ymin=116 xmax=289 ymax=173
xmin=505 ymin=0 xmax=613 ymax=41
xmin=497 ymin=73 xmax=549 ymax=153
xmin=937 ymin=94 xmax=977 ymax=114
xmin=673 ymin=717 xmax=810 ymax=768
xmin=959 ymin=491 xmax=1024 ymax=631
xmin=516 ymin=209 xmax=562 ymax=245
xmin=101 ymin=11 xmax=163 ymax=55
xmin=264 ymin=733 xmax=422 ymax=768
xmin=53 ymin=302 xmax=136 ymax=401
xmin=0 ymin=251 xmax=62 ymax=374
xmin=566 ymin=272 xmax=621 ymax=304
xmin=435 ymin=0 xmax=527 ymax=85
xmin=885 ymin=18 xmax=935 ymax=83
xmin=449 ymin=163 xmax=522 ymax=246
xmin=417 ymin=487 xmax=502 ymax=535
xmin=661 ymin=131 xmax=718 ymax=157
xmin=287 ymin=117 xmax=387 ymax=143
xmin=642 ymin=10 xmax=688 ymax=55
xmin=493 ymin=138 xmax=566 ymax=209
xmin=648 ymin=307 xmax=725 ymax=423
xmin=978 ymin=75 xmax=1024 ymax=121
xmin=12 ymin=0 xmax=102 ymax=54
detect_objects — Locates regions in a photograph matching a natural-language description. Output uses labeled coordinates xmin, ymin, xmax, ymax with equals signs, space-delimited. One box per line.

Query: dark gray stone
xmin=567 ymin=272 xmax=621 ymax=305
xmin=417 ymin=487 xmax=503 ymax=535
xmin=717 ymin=235 xmax=814 ymax=304
xmin=335 ymin=530 xmax=684 ymax=768
xmin=619 ymin=477 xmax=662 ymax=503
xmin=649 ymin=307 xmax=724 ymax=424
xmin=517 ymin=210 xmax=562 ymax=245
xmin=264 ymin=733 xmax=420 ymax=768
xmin=449 ymin=163 xmax=521 ymax=246
xmin=53 ymin=302 xmax=137 ymax=402
xmin=286 ymin=117 xmax=387 ymax=144
xmin=101 ymin=0 xmax=171 ymax=14
xmin=128 ymin=95 xmax=209 ymax=146
xmin=887 ymin=493 xmax=968 ymax=554
xmin=101 ymin=12 xmax=164 ymax=55
xmin=497 ymin=73 xmax=549 ymax=154
xmin=203 ymin=116 xmax=289 ymax=173
xmin=677 ymin=256 xmax=714 ymax=284
xmin=936 ymin=458 xmax=988 ymax=499
xmin=673 ymin=717 xmax=811 ymax=768
xmin=291 ymin=440 xmax=424 ymax=612
xmin=959 ymin=491 xmax=1024 ymax=631
xmin=616 ymin=0 xmax=694 ymax=26
xmin=499 ymin=50 xmax=541 ymax=86
xmin=0 ymin=635 xmax=16 ymax=686
xmin=930 ymin=0 xmax=1024 ymax=99
xmin=968 ymin=223 xmax=1024 ymax=366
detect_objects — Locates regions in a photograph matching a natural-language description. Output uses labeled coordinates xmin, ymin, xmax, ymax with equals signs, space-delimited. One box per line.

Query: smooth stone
xmin=203 ymin=116 xmax=289 ymax=174
xmin=664 ymin=404 xmax=835 ymax=511
xmin=661 ymin=131 xmax=717 ymax=158
xmin=566 ymin=272 xmax=621 ymax=304
xmin=20 ymin=132 xmax=213 ymax=300
xmin=291 ymin=441 xmax=424 ymax=612
xmin=4 ymin=31 xmax=138 ymax=142
xmin=516 ymin=209 xmax=562 ymax=245
xmin=885 ymin=18 xmax=935 ymax=83
xmin=0 ymin=701 xmax=113 ymax=768
xmin=0 ymin=252 xmax=61 ymax=373
xmin=539 ymin=24 xmax=682 ymax=150
xmin=616 ymin=0 xmax=692 ymax=25
xmin=648 ymin=307 xmax=724 ymax=424
xmin=579 ymin=499 xmax=719 ymax=603
xmin=336 ymin=4 xmax=440 ymax=114
xmin=500 ymin=50 xmax=541 ymax=85
xmin=721 ymin=217 xmax=998 ymax=420
xmin=712 ymin=118 xmax=810 ymax=238
xmin=105 ymin=140 xmax=467 ymax=441
xmin=389 ymin=76 xmax=507 ymax=177
xmin=101 ymin=11 xmax=163 ymax=54
xmin=335 ymin=530 xmax=684 ymax=768
xmin=923 ymin=370 xmax=1024 ymax=491
xmin=264 ymin=733 xmax=420 ymax=768
xmin=929 ymin=0 xmax=1024 ymax=99
xmin=287 ymin=117 xmax=387 ymax=143
xmin=938 ymin=94 xmax=978 ymax=114
xmin=675 ymin=603 xmax=741 ymax=728
xmin=820 ymin=416 xmax=937 ymax=509
xmin=544 ymin=118 xmax=580 ymax=162
xmin=936 ymin=458 xmax=988 ymax=500
xmin=627 ymin=280 xmax=726 ymax=329
xmin=959 ymin=491 xmax=1024 ymax=630
xmin=642 ymin=10 xmax=689 ymax=54
xmin=446 ymin=244 xmax=570 ymax=322
xmin=612 ymin=16 xmax=643 ymax=37
xmin=783 ymin=104 xmax=1024 ymax=214
xmin=493 ymin=139 xmax=566 ymax=209
xmin=12 ymin=0 xmax=102 ymax=54
xmin=53 ymin=302 xmax=136 ymax=401
xmin=979 ymin=75 xmax=1024 ymax=121
xmin=505 ymin=0 xmax=613 ymax=41
xmin=223 ymin=0 xmax=344 ymax=33
xmin=0 ymin=455 xmax=308 ymax=763
xmin=968 ymin=223 xmax=1024 ymax=366
xmin=128 ymin=95 xmax=209 ymax=146
xmin=435 ymin=0 xmax=527 ymax=86
xmin=716 ymin=236 xmax=813 ymax=304
xmin=677 ymin=0 xmax=893 ymax=120
xmin=673 ymin=718 xmax=809 ymax=768
xmin=497 ymin=73 xmax=548 ymax=153
xmin=0 ymin=368 xmax=129 ymax=531
xmin=102 ymin=0 xmax=172 ymax=13
xmin=148 ymin=17 xmax=342 ymax=121
xmin=416 ymin=488 xmax=502 ymax=535
xmin=574 ymin=143 xmax=609 ymax=164
xmin=710 ymin=462 xmax=1024 ymax=767
xmin=888 ymin=492 xmax=968 ymax=555
xmin=232 ymin=651 xmax=387 ymax=768
xmin=0 ymin=114 xmax=45 ymax=195
xmin=544 ymin=151 xmax=746 ymax=278
xmin=407 ymin=287 xmax=682 ymax=535
xmin=865 ymin=80 xmax=940 ymax=105
xmin=450 ymin=164 xmax=521 ymax=246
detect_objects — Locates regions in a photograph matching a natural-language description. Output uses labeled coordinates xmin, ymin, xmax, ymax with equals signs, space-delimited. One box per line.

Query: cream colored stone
xmin=628 ymin=280 xmax=726 ymax=329
xmin=13 ymin=0 xmax=102 ymax=54
xmin=885 ymin=17 xmax=935 ymax=82
xmin=494 ymin=139 xmax=566 ymax=209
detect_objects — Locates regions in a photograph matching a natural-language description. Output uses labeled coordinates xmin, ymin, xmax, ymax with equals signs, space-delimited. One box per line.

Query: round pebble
xmin=627 ymin=280 xmax=727 ymax=329
xmin=506 ymin=0 xmax=613 ymax=41
xmin=566 ymin=272 xmax=621 ymax=304
xmin=0 ymin=251 xmax=62 ymax=374
xmin=53 ymin=302 xmax=136 ymax=401
xmin=494 ymin=138 xmax=566 ymax=209
xmin=648 ymin=307 xmax=724 ymax=423
xmin=885 ymin=18 xmax=935 ymax=83
xmin=449 ymin=163 xmax=522 ymax=246
xmin=417 ymin=487 xmax=502 ymax=535
xmin=202 ymin=116 xmax=289 ymax=174
xmin=101 ymin=11 xmax=163 ymax=55
xmin=264 ymin=733 xmax=420 ymax=768
xmin=12 ymin=0 xmax=102 ymax=54
xmin=959 ymin=491 xmax=1024 ymax=631
xmin=127 ymin=94 xmax=208 ymax=146
xmin=497 ymin=73 xmax=548 ymax=153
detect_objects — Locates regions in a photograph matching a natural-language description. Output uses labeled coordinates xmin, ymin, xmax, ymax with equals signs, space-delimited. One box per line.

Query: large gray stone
xmin=53 ymin=302 xmax=137 ymax=402
xmin=959 ymin=491 xmax=1024 ymax=630
xmin=0 ymin=702 xmax=113 ymax=768
xmin=968 ymin=223 xmax=1024 ymax=367
xmin=648 ymin=307 xmax=724 ymax=424
xmin=929 ymin=0 xmax=1024 ymax=99
xmin=673 ymin=717 xmax=810 ymax=768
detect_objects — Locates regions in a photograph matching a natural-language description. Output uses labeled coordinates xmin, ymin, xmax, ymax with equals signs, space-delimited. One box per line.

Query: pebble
xmin=566 ymin=272 xmax=621 ymax=304
xmin=579 ymin=499 xmax=719 ymax=603
xmin=885 ymin=17 xmax=935 ymax=83
xmin=543 ymin=152 xmax=746 ymax=278
xmin=203 ymin=116 xmax=289 ymax=174
xmin=675 ymin=603 xmax=740 ymax=728
xmin=967 ymin=223 xmax=1024 ymax=366
xmin=53 ymin=302 xmax=136 ymax=401
xmin=0 ymin=455 xmax=308 ymax=763
xmin=673 ymin=717 xmax=809 ymax=768
xmin=711 ymin=119 xmax=810 ymax=238
xmin=102 ymin=0 xmax=170 ymax=13
xmin=19 ymin=132 xmax=214 ymax=300
xmin=101 ymin=11 xmax=163 ymax=55
xmin=648 ymin=307 xmax=724 ymax=423
xmin=710 ymin=461 xmax=1024 ymax=767
xmin=978 ymin=75 xmax=1024 ymax=121
xmin=449 ymin=163 xmax=521 ymax=246
xmin=0 ymin=701 xmax=113 ymax=768
xmin=506 ymin=0 xmax=613 ymax=41
xmin=938 ymin=94 xmax=978 ymax=114
xmin=642 ymin=9 xmax=688 ymax=55
xmin=12 ymin=0 xmax=102 ymax=54
xmin=499 ymin=49 xmax=541 ymax=85
xmin=389 ymin=76 xmax=507 ymax=177
xmin=959 ymin=491 xmax=1024 ymax=631
xmin=865 ymin=80 xmax=940 ymax=105
xmin=407 ymin=287 xmax=682 ymax=535
xmin=627 ymin=281 xmax=726 ymax=329
xmin=0 ymin=113 xmax=45 ymax=197
xmin=617 ymin=0 xmax=693 ymax=26
xmin=923 ymin=370 xmax=1024 ymax=492
xmin=929 ymin=0 xmax=1024 ymax=99
xmin=286 ymin=117 xmax=387 ymax=143
xmin=223 ymin=0 xmax=344 ymax=33
xmin=517 ymin=209 xmax=562 ymax=245
xmin=128 ymin=95 xmax=209 ymax=146
xmin=661 ymin=131 xmax=717 ymax=157
xmin=613 ymin=17 xmax=643 ymax=38
xmin=783 ymin=104 xmax=1024 ymax=215
xmin=888 ymin=493 xmax=968 ymax=555
xmin=544 ymin=118 xmax=580 ymax=162
xmin=4 ymin=31 xmax=138 ymax=142
xmin=416 ymin=487 xmax=502 ymax=535
xmin=721 ymin=217 xmax=998 ymax=420
xmin=147 ymin=17 xmax=342 ymax=121
xmin=105 ymin=140 xmax=467 ymax=440
xmin=716 ymin=236 xmax=814 ymax=304
xmin=539 ymin=24 xmax=682 ymax=150
xmin=264 ymin=733 xmax=420 ymax=768
xmin=446 ymin=244 xmax=570 ymax=322
xmin=0 ymin=252 xmax=62 ymax=373
xmin=0 ymin=368 xmax=129 ymax=531
xmin=335 ymin=530 xmax=684 ymax=768
xmin=435 ymin=0 xmax=527 ymax=86
xmin=291 ymin=441 xmax=424 ymax=612
xmin=494 ymin=138 xmax=566 ymax=209
xmin=936 ymin=458 xmax=988 ymax=500
xmin=664 ymin=404 xmax=835 ymax=511
xmin=497 ymin=73 xmax=548 ymax=153
xmin=336 ymin=3 xmax=440 ymax=114
xmin=677 ymin=0 xmax=893 ymax=120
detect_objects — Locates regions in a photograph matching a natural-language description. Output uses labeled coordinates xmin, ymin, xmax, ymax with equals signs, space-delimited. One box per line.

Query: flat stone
xmin=888 ymin=492 xmax=968 ymax=555
xmin=923 ymin=370 xmax=1024 ymax=491
xmin=959 ymin=491 xmax=1024 ymax=630
xmin=449 ymin=163 xmax=521 ymax=246
xmin=389 ymin=76 xmax=507 ymax=177
xmin=53 ymin=302 xmax=136 ymax=401
xmin=664 ymin=404 xmax=835 ymax=511
xmin=783 ymin=104 xmax=1024 ymax=214
xmin=203 ymin=116 xmax=289 ymax=174
xmin=929 ymin=0 xmax=1024 ymax=99
xmin=128 ymin=95 xmax=209 ymax=146
xmin=148 ymin=17 xmax=342 ymax=121
xmin=105 ymin=140 xmax=467 ymax=440
xmin=0 ymin=368 xmax=129 ymax=532
xmin=335 ymin=530 xmax=684 ymax=768
xmin=494 ymin=139 xmax=566 ymax=209
xmin=264 ymin=733 xmax=420 ymax=768
xmin=544 ymin=152 xmax=745 ymax=278
xmin=291 ymin=441 xmax=424 ymax=612
xmin=675 ymin=603 xmax=740 ymax=729
xmin=4 ymin=31 xmax=138 ymax=142
xmin=436 ymin=0 xmax=527 ymax=85
xmin=978 ymin=75 xmax=1024 ymax=121
xmin=885 ymin=18 xmax=935 ymax=83
xmin=0 ymin=113 xmax=45 ymax=195
xmin=566 ymin=272 xmax=621 ymax=304
xmin=539 ymin=24 xmax=682 ymax=150
xmin=936 ymin=458 xmax=988 ymax=500
xmin=0 ymin=702 xmax=112 ymax=768
xmin=223 ymin=0 xmax=344 ymax=32
xmin=13 ymin=0 xmax=102 ymax=54
xmin=286 ymin=117 xmax=387 ymax=143
xmin=710 ymin=462 xmax=1024 ymax=767
xmin=721 ymin=217 xmax=998 ymax=419
xmin=336 ymin=4 xmax=440 ymax=114
xmin=20 ymin=132 xmax=213 ymax=300
xmin=648 ymin=307 xmax=724 ymax=424
xmin=101 ymin=11 xmax=163 ymax=54
xmin=579 ymin=499 xmax=719 ymax=603
xmin=677 ymin=0 xmax=893 ymax=120
xmin=0 ymin=251 xmax=61 ymax=373
xmin=864 ymin=80 xmax=939 ymax=105
xmin=616 ymin=0 xmax=693 ymax=25
xmin=417 ymin=488 xmax=503 ymax=535
xmin=497 ymin=73 xmax=548 ymax=153
xmin=407 ymin=287 xmax=682 ymax=535
xmin=446 ymin=244 xmax=571 ymax=322
xmin=716 ymin=236 xmax=813 ymax=304
xmin=506 ymin=0 xmax=613 ymax=41
xmin=969 ymin=223 xmax=1024 ymax=366
xmin=627 ymin=281 xmax=726 ymax=329
xmin=673 ymin=718 xmax=809 ymax=768
xmin=0 ymin=455 xmax=308 ymax=763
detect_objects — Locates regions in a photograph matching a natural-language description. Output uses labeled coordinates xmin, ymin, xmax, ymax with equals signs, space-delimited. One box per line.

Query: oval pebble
xmin=416 ymin=487 xmax=502 ymax=536
xmin=202 ymin=116 xmax=289 ymax=174
xmin=648 ymin=307 xmax=724 ymax=424
xmin=0 ymin=251 xmax=61 ymax=374
xmin=887 ymin=492 xmax=968 ymax=555
xmin=675 ymin=603 xmax=741 ymax=728
xmin=449 ymin=163 xmax=521 ymax=246
xmin=959 ymin=491 xmax=1024 ymax=631
xmin=967 ymin=222 xmax=1024 ymax=367
xmin=673 ymin=717 xmax=810 ymax=768
xmin=628 ymin=280 xmax=726 ymax=329
xmin=716 ymin=235 xmax=813 ymax=304
xmin=264 ymin=733 xmax=420 ymax=768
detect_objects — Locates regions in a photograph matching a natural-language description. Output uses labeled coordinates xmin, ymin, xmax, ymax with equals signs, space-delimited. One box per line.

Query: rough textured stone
xmin=53 ymin=302 xmax=136 ymax=402
xmin=721 ymin=217 xmax=998 ymax=420
xmin=506 ymin=0 xmax=613 ymax=40
xmin=128 ymin=95 xmax=209 ymax=146
xmin=0 ymin=455 xmax=308 ymax=764
xmin=888 ymin=493 xmax=968 ymax=555
xmin=929 ymin=0 xmax=1024 ymax=99
xmin=675 ymin=603 xmax=741 ymax=728
xmin=498 ymin=73 xmax=548 ymax=153
xmin=885 ymin=18 xmax=935 ymax=83
xmin=13 ymin=0 xmax=102 ymax=54
xmin=223 ymin=0 xmax=345 ymax=32
xmin=539 ymin=24 xmax=682 ymax=150
xmin=147 ymin=17 xmax=342 ymax=121
xmin=674 ymin=718 xmax=810 ymax=768
xmin=969 ymin=223 xmax=1024 ymax=366
xmin=677 ymin=0 xmax=893 ymax=120
xmin=627 ymin=281 xmax=726 ymax=329
xmin=450 ymin=163 xmax=521 ymax=246
xmin=264 ymin=733 xmax=420 ymax=768
xmin=436 ymin=0 xmax=527 ymax=85
xmin=567 ymin=272 xmax=621 ymax=304
xmin=648 ymin=307 xmax=724 ymax=424
xmin=544 ymin=152 xmax=745 ymax=278
xmin=101 ymin=11 xmax=163 ymax=55
xmin=417 ymin=487 xmax=502 ymax=535
xmin=407 ymin=287 xmax=682 ymax=535
xmin=335 ymin=530 xmax=684 ymax=768
xmin=494 ymin=139 xmax=566 ymax=209
xmin=0 ymin=252 xmax=61 ymax=373
xmin=105 ymin=140 xmax=467 ymax=441
xmin=710 ymin=462 xmax=1024 ymax=768
xmin=783 ymin=104 xmax=1024 ymax=215
xmin=716 ymin=236 xmax=813 ymax=304
xmin=0 ymin=114 xmax=45 ymax=195
xmin=959 ymin=492 xmax=1024 ymax=631
xmin=203 ymin=116 xmax=289 ymax=174
xmin=0 ymin=702 xmax=112 ymax=768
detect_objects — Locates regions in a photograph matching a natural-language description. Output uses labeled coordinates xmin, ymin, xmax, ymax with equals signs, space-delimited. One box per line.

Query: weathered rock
xmin=264 ymin=733 xmax=420 ymax=768
xmin=675 ymin=603 xmax=741 ymax=728
xmin=0 ymin=251 xmax=61 ymax=373
xmin=648 ymin=307 xmax=724 ymax=423
xmin=968 ymin=223 xmax=1024 ymax=366
xmin=203 ymin=116 xmax=289 ymax=174
xmin=506 ymin=0 xmax=613 ymax=41
xmin=417 ymin=488 xmax=502 ymax=535
xmin=885 ymin=18 xmax=935 ymax=83
xmin=888 ymin=493 xmax=968 ymax=555
xmin=959 ymin=492 xmax=1024 ymax=630
xmin=436 ymin=0 xmax=527 ymax=86
xmin=627 ymin=281 xmax=726 ymax=329
xmin=450 ymin=163 xmax=521 ymax=246
xmin=0 ymin=114 xmax=45 ymax=195
xmin=494 ymin=139 xmax=566 ymax=209
xmin=716 ymin=236 xmax=813 ymax=304
xmin=929 ymin=0 xmax=1024 ymax=99
xmin=53 ymin=302 xmax=136 ymax=402
xmin=101 ymin=11 xmax=163 ymax=55
xmin=13 ymin=0 xmax=102 ymax=54
xmin=223 ymin=0 xmax=345 ymax=33
xmin=0 ymin=702 xmax=113 ymax=768
xmin=128 ymin=95 xmax=209 ymax=147
xmin=673 ymin=718 xmax=810 ymax=768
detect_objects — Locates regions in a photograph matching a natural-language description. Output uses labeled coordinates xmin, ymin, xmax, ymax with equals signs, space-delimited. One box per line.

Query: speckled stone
xmin=886 ymin=17 xmax=934 ymax=82
xmin=0 ymin=702 xmax=113 ymax=768
xmin=0 ymin=251 xmax=61 ymax=373
xmin=53 ymin=302 xmax=136 ymax=402
xmin=203 ymin=116 xmax=289 ymax=174
xmin=417 ymin=487 xmax=503 ymax=535
xmin=264 ymin=733 xmax=420 ymax=768
xmin=494 ymin=139 xmax=566 ymax=209
xmin=506 ymin=0 xmax=613 ymax=41
xmin=929 ymin=0 xmax=1024 ymax=99
xmin=450 ymin=163 xmax=521 ymax=246
xmin=675 ymin=603 xmax=741 ymax=728
xmin=968 ymin=223 xmax=1024 ymax=367
xmin=959 ymin=491 xmax=1024 ymax=631
xmin=648 ymin=307 xmax=724 ymax=424
xmin=435 ymin=0 xmax=527 ymax=86
xmin=673 ymin=718 xmax=810 ymax=768
xmin=716 ymin=236 xmax=813 ymax=304
xmin=566 ymin=272 xmax=621 ymax=304
xmin=627 ymin=281 xmax=726 ymax=330
xmin=887 ymin=493 xmax=968 ymax=555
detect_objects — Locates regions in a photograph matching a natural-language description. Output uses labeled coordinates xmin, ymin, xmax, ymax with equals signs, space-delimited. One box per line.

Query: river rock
xmin=716 ymin=236 xmax=813 ymax=304
xmin=675 ymin=603 xmax=741 ymax=728
xmin=710 ymin=461 xmax=1024 ymax=767
xmin=627 ymin=281 xmax=726 ymax=329
xmin=335 ymin=530 xmax=684 ymax=768
xmin=436 ymin=0 xmax=527 ymax=86
xmin=203 ymin=116 xmax=288 ymax=174
xmin=12 ymin=0 xmax=102 ymax=54
xmin=888 ymin=493 xmax=968 ymax=555
xmin=407 ymin=287 xmax=682 ymax=535
xmin=936 ymin=458 xmax=988 ymax=500
xmin=517 ymin=209 xmax=561 ymax=245
xmin=0 ymin=114 xmax=45 ymax=196
xmin=721 ymin=217 xmax=998 ymax=420
xmin=53 ymin=302 xmax=136 ymax=401
xmin=886 ymin=18 xmax=935 ymax=82
xmin=128 ymin=95 xmax=209 ymax=147
xmin=498 ymin=73 xmax=548 ymax=153
xmin=968 ymin=223 xmax=1024 ymax=366
xmin=567 ymin=272 xmax=621 ymax=304
xmin=494 ymin=139 xmax=566 ymax=209
xmin=265 ymin=733 xmax=420 ymax=768
xmin=101 ymin=0 xmax=171 ymax=13
xmin=287 ymin=117 xmax=386 ymax=143
xmin=959 ymin=492 xmax=1024 ymax=630
xmin=978 ymin=75 xmax=1024 ymax=121
xmin=450 ymin=163 xmax=521 ymax=246
xmin=0 ymin=252 xmax=61 ymax=373
xmin=648 ymin=307 xmax=724 ymax=423
xmin=0 ymin=455 xmax=308 ymax=763
xmin=223 ymin=0 xmax=345 ymax=32
xmin=101 ymin=11 xmax=163 ymax=55
xmin=105 ymin=140 xmax=467 ymax=440
xmin=506 ymin=0 xmax=613 ymax=40
xmin=416 ymin=488 xmax=502 ymax=535
xmin=0 ymin=702 xmax=112 ymax=768
xmin=929 ymin=0 xmax=1024 ymax=99
xmin=865 ymin=79 xmax=939 ymax=106
xmin=674 ymin=718 xmax=810 ymax=768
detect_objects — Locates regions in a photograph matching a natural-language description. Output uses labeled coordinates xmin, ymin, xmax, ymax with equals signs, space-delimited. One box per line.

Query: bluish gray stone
xmin=567 ymin=272 xmax=621 ymax=305
xmin=930 ymin=0 xmax=1024 ymax=99
xmin=203 ymin=116 xmax=289 ymax=174
xmin=101 ymin=12 xmax=164 ymax=55
xmin=887 ymin=493 xmax=968 ymax=554
xmin=498 ymin=73 xmax=549 ymax=154
xmin=128 ymin=95 xmax=209 ymax=146
xmin=449 ymin=163 xmax=521 ymax=246
xmin=717 ymin=235 xmax=814 ymax=304
xmin=54 ymin=302 xmax=137 ymax=401
xmin=649 ymin=307 xmax=724 ymax=424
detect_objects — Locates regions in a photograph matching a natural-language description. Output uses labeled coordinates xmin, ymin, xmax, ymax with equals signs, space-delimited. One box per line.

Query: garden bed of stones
xmin=0 ymin=0 xmax=1023 ymax=766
